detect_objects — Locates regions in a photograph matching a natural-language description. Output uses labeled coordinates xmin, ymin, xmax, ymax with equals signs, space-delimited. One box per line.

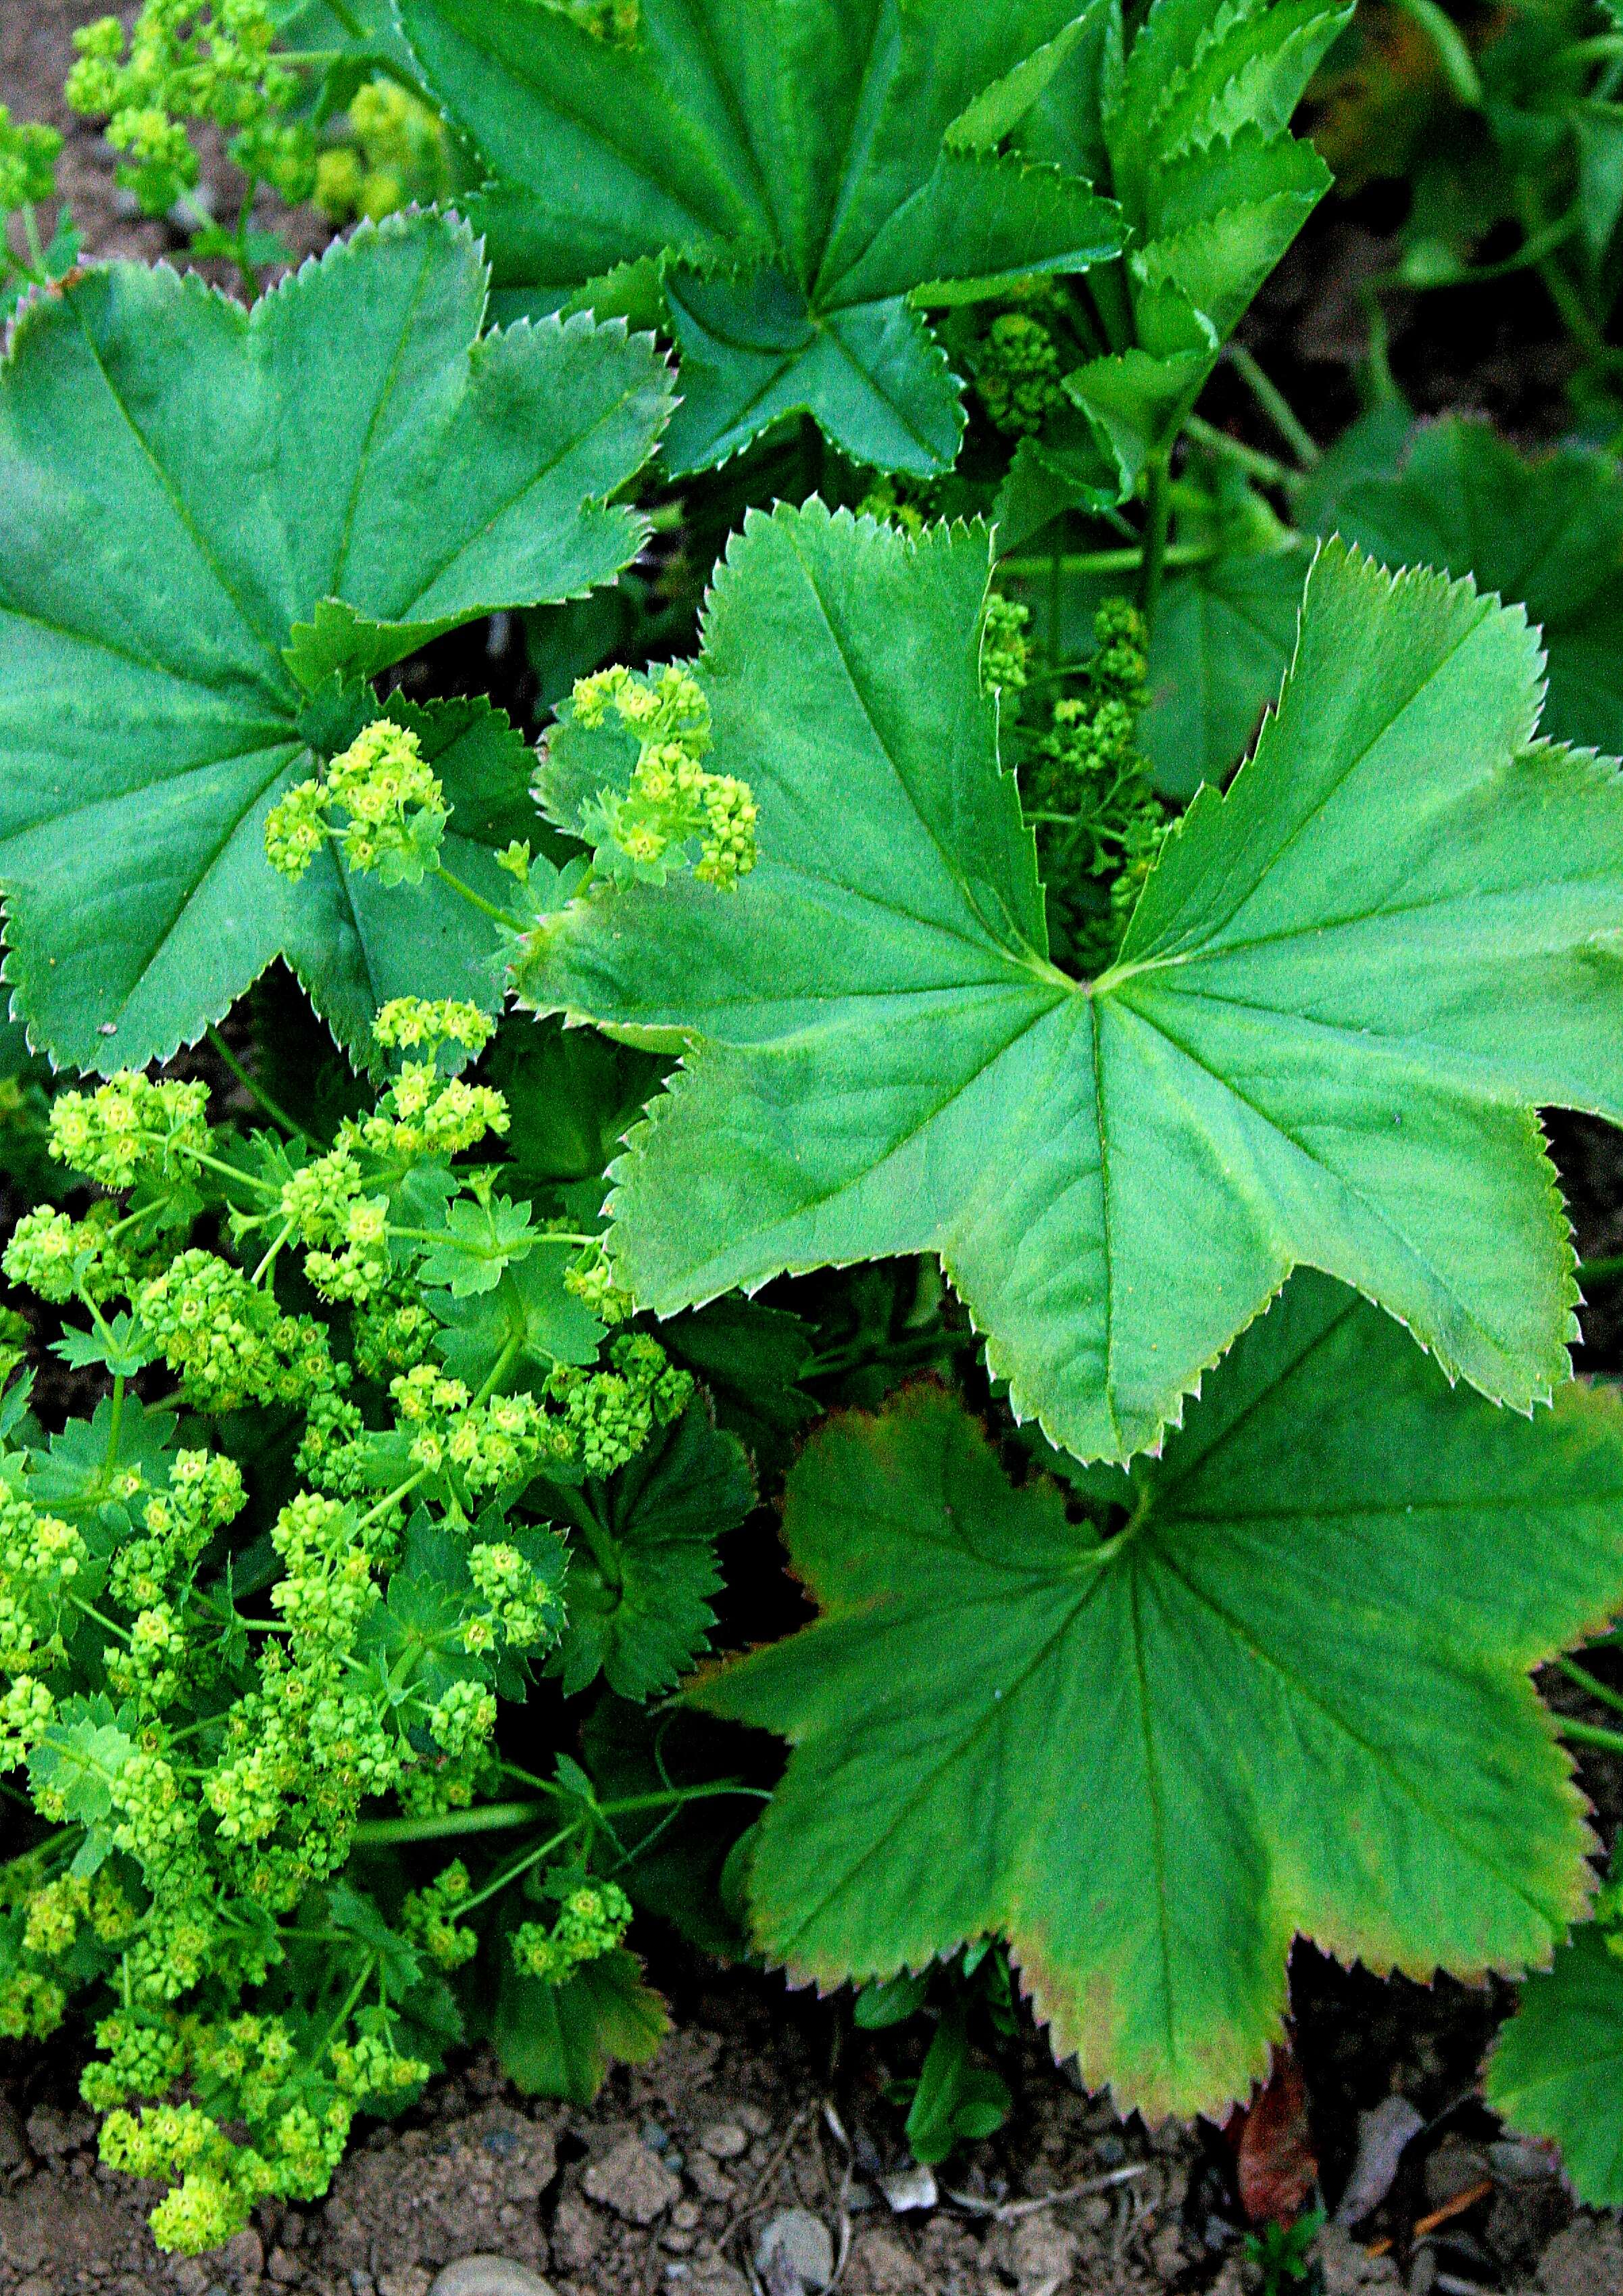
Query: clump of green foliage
xmin=4 ymin=0 xmax=1623 ymax=2262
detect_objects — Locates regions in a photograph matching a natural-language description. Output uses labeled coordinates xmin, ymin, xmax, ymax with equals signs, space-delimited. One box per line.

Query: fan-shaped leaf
xmin=399 ymin=0 xmax=1123 ymax=474
xmin=0 ymin=212 xmax=672 ymax=1071
xmin=522 ymin=504 xmax=1623 ymax=1463
xmin=695 ymin=1277 xmax=1623 ymax=2116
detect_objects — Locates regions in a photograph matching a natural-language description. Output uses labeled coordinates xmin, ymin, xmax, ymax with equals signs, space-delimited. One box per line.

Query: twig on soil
xmin=717 ymin=2099 xmax=820 ymax=2267
xmin=945 ymin=2162 xmax=1151 ymax=2222
xmin=1412 ymin=2180 xmax=1493 ymax=2239
xmin=822 ymin=2101 xmax=856 ymax=2293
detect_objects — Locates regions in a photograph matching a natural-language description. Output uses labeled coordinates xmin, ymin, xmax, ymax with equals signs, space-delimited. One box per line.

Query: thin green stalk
xmin=105 ymin=1372 xmax=125 ymax=1471
xmin=251 ymin=1216 xmax=297 ymax=1288
xmin=1555 ymin=1655 xmax=1623 ymax=1720
xmin=1564 ymin=32 xmax=1623 ymax=64
xmin=386 ymin=1226 xmax=597 ymax=1254
xmin=1226 ymin=346 xmax=1322 ymax=468
xmin=354 ymin=1798 xmax=551 ymax=1847
xmin=605 ymin=1782 xmax=773 ymax=1815
xmin=1557 ymin=1716 xmax=1623 ymax=1757
xmin=193 ymin=1149 xmax=278 ymax=1196
xmin=1389 ymin=0 xmax=1483 ymax=106
xmin=356 ymin=1469 xmax=428 ymax=1534
xmin=1182 ymin=413 xmax=1304 ymax=493
xmin=1579 ymin=1254 xmax=1623 ymax=1286
xmin=571 ymin=1507 xmax=625 ymax=1593
xmin=1357 ymin=285 xmax=1401 ymax=408
xmin=432 ymin=862 xmax=522 ymax=929
xmin=470 ymin=1332 xmax=523 ymax=1410
xmin=1001 ymin=541 xmax=1217 ymax=580
xmin=1138 ymin=449 xmax=1173 ymax=629
xmin=206 ymin=1026 xmax=304 ymax=1138
xmin=20 ymin=203 xmax=45 ymax=274
xmin=316 ymin=1957 xmax=376 ymax=2063
xmin=457 ymin=1824 xmax=581 ymax=1916
xmin=70 ymin=1594 xmax=132 ymax=1646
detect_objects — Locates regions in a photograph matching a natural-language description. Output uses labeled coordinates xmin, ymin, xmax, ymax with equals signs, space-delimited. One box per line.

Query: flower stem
xmin=206 ymin=1027 xmax=305 ymax=1138
xmin=432 ymin=863 xmax=523 ymax=929
xmin=1226 ymin=345 xmax=1322 ymax=468
xmin=1182 ymin=413 xmax=1304 ymax=493
xmin=1138 ymin=448 xmax=1173 ymax=629
xmin=1557 ymin=1716 xmax=1623 ymax=1757
xmin=354 ymin=1798 xmax=551 ymax=1847
xmin=1001 ymin=541 xmax=1217 ymax=580
xmin=1555 ymin=1655 xmax=1623 ymax=1719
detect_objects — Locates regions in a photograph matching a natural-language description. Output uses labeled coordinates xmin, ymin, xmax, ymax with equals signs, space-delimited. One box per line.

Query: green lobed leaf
xmin=399 ymin=0 xmax=1124 ymax=474
xmin=1317 ymin=416 xmax=1623 ymax=766
xmin=549 ymin=1401 xmax=755 ymax=1699
xmin=523 ymin=503 xmax=1623 ymax=1463
xmin=429 ymin=1248 xmax=607 ymax=1389
xmin=661 ymin=1296 xmax=820 ymax=1469
xmin=0 ymin=211 xmax=672 ymax=1073
xmin=1053 ymin=0 xmax=1345 ymax=462
xmin=490 ymin=1943 xmax=669 ymax=2105
xmin=1139 ymin=547 xmax=1305 ymax=797
xmin=694 ymin=1275 xmax=1623 ymax=2116
xmin=28 ymin=1694 xmax=134 ymax=1836
xmin=1487 ymin=1918 xmax=1623 ymax=2203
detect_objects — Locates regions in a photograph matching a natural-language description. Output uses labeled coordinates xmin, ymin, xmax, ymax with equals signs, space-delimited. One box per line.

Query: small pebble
xmin=584 ymin=2132 xmax=682 ymax=2224
xmin=672 ymin=2200 xmax=702 ymax=2230
xmin=1487 ymin=2139 xmax=1557 ymax=2182
xmin=756 ymin=2209 xmax=834 ymax=2293
xmin=700 ymin=2121 xmax=748 ymax=2159
xmin=428 ymin=2262 xmax=557 ymax=2296
xmin=880 ymin=2161 xmax=938 ymax=2214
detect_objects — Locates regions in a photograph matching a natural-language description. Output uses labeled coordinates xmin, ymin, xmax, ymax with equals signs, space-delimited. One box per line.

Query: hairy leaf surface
xmin=1047 ymin=0 xmax=1347 ymax=466
xmin=525 ymin=504 xmax=1623 ymax=1462
xmin=1318 ymin=416 xmax=1623 ymax=764
xmin=399 ymin=0 xmax=1122 ymax=473
xmin=695 ymin=1279 xmax=1623 ymax=2115
xmin=1487 ymin=1918 xmax=1623 ymax=2203
xmin=549 ymin=1403 xmax=755 ymax=1698
xmin=0 ymin=212 xmax=671 ymax=1071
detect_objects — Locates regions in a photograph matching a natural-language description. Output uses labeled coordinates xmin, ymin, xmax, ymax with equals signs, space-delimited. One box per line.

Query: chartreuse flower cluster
xmin=64 ymin=1 xmax=315 ymax=217
xmin=0 ymin=998 xmax=709 ymax=2255
xmin=570 ymin=664 xmax=759 ymax=890
xmin=265 ymin=685 xmax=759 ymax=1010
xmin=972 ymin=312 xmax=1066 ymax=437
xmin=1018 ymin=597 xmax=1167 ymax=975
xmin=511 ymin=1876 xmax=632 ymax=1982
xmin=266 ymin=719 xmax=449 ymax=889
xmin=0 ymin=107 xmax=61 ymax=220
xmin=314 ymin=76 xmax=453 ymax=226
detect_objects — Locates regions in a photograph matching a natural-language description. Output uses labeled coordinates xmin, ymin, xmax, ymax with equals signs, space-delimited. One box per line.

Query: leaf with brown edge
xmin=691 ymin=1273 xmax=1623 ymax=2118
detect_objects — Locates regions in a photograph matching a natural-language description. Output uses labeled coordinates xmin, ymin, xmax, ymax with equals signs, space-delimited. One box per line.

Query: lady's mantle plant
xmin=3 ymin=0 xmax=1623 ymax=2253
xmin=0 ymin=1003 xmax=747 ymax=2249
